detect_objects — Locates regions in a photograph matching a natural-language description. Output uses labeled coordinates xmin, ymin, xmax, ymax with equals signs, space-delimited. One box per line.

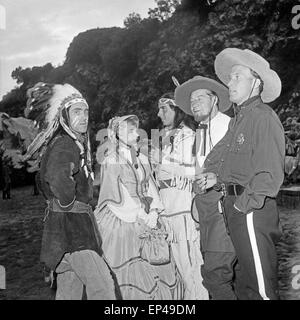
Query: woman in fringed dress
xmin=151 ymin=93 xmax=209 ymax=300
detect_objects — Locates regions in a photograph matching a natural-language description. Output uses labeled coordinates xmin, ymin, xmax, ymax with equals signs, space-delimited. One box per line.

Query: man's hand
xmin=194 ymin=172 xmax=217 ymax=191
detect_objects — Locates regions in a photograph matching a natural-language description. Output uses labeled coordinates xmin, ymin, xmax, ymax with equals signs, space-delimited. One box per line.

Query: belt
xmin=213 ymin=183 xmax=245 ymax=196
xmin=48 ymin=199 xmax=91 ymax=213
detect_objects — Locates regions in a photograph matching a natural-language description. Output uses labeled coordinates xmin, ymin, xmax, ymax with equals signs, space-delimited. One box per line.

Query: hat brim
xmin=174 ymin=77 xmax=231 ymax=115
xmin=215 ymin=48 xmax=281 ymax=103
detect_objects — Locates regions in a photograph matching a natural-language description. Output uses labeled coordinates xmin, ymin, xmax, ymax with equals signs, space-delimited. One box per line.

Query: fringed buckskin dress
xmin=154 ymin=123 xmax=209 ymax=300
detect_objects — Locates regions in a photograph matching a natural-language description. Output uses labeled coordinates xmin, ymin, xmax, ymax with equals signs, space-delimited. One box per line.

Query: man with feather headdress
xmin=24 ymin=82 xmax=116 ymax=300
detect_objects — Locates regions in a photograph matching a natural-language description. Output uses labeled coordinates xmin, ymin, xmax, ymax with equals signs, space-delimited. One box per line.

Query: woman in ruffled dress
xmin=94 ymin=115 xmax=184 ymax=300
xmin=151 ymin=92 xmax=209 ymax=300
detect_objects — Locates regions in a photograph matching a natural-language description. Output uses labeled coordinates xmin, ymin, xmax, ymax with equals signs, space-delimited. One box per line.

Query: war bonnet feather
xmin=24 ymin=82 xmax=88 ymax=161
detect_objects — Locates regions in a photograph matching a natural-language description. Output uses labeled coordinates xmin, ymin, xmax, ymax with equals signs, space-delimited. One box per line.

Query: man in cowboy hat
xmin=175 ymin=76 xmax=237 ymax=300
xmin=196 ymin=48 xmax=285 ymax=300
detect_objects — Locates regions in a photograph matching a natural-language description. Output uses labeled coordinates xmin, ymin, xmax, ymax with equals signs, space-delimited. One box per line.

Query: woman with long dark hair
xmin=150 ymin=92 xmax=208 ymax=300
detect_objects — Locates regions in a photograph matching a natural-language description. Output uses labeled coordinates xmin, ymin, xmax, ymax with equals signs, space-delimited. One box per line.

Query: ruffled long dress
xmin=94 ymin=147 xmax=184 ymax=300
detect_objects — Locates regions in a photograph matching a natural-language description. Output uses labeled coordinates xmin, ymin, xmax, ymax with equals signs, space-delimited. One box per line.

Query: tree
xmin=11 ymin=63 xmax=54 ymax=86
xmin=148 ymin=0 xmax=180 ymax=21
xmin=124 ymin=12 xmax=142 ymax=28
xmin=1 ymin=0 xmax=299 ymax=154
xmin=65 ymin=28 xmax=121 ymax=67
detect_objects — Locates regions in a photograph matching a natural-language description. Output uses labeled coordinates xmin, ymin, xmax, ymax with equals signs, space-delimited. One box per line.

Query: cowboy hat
xmin=214 ymin=48 xmax=281 ymax=103
xmin=174 ymin=76 xmax=231 ymax=115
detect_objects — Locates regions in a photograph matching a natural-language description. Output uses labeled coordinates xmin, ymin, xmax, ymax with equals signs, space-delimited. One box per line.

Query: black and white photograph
xmin=0 ymin=0 xmax=300 ymax=304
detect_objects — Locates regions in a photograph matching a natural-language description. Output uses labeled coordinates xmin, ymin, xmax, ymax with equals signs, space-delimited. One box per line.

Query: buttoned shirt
xmin=203 ymin=96 xmax=285 ymax=213
xmin=196 ymin=111 xmax=231 ymax=169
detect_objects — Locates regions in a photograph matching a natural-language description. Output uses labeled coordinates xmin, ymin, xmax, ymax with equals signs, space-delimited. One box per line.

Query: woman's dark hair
xmin=159 ymin=92 xmax=197 ymax=131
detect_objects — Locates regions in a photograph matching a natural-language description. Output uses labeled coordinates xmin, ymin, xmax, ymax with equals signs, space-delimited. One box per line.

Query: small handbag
xmin=139 ymin=227 xmax=170 ymax=265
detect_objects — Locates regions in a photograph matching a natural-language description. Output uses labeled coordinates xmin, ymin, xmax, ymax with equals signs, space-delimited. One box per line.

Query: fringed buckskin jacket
xmin=39 ymin=133 xmax=102 ymax=270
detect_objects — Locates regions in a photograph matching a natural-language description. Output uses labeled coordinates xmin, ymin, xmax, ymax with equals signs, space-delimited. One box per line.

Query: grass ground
xmin=0 ymin=187 xmax=54 ymax=300
xmin=0 ymin=186 xmax=299 ymax=300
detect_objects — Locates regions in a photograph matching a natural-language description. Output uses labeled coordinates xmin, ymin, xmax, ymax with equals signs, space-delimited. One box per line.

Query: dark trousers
xmin=223 ymin=196 xmax=282 ymax=300
xmin=201 ymin=251 xmax=237 ymax=300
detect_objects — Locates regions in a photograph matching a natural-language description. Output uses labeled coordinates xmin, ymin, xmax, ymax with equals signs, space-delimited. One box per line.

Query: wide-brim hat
xmin=174 ymin=76 xmax=231 ymax=115
xmin=215 ymin=48 xmax=281 ymax=103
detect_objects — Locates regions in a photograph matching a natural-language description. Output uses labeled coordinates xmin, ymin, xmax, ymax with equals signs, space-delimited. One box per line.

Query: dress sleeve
xmin=107 ymin=183 xmax=146 ymax=223
xmin=96 ymin=156 xmax=146 ymax=222
xmin=96 ymin=158 xmax=123 ymax=211
xmin=147 ymin=173 xmax=165 ymax=213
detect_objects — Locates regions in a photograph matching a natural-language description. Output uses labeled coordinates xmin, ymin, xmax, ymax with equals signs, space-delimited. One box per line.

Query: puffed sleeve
xmin=96 ymin=157 xmax=123 ymax=212
xmin=147 ymin=173 xmax=165 ymax=213
xmin=96 ymin=156 xmax=148 ymax=222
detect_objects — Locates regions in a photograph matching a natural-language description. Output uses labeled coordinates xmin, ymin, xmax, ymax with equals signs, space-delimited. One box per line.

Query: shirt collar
xmin=197 ymin=111 xmax=221 ymax=127
xmin=234 ymin=95 xmax=262 ymax=115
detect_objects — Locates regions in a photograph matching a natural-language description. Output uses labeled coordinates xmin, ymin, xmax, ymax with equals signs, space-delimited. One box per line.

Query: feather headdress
xmin=24 ymin=82 xmax=88 ymax=160
xmin=172 ymin=76 xmax=180 ymax=88
xmin=24 ymin=82 xmax=93 ymax=179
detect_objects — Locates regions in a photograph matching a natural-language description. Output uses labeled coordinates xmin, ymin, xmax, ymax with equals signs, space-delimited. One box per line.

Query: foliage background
xmin=1 ymin=0 xmax=300 ymax=187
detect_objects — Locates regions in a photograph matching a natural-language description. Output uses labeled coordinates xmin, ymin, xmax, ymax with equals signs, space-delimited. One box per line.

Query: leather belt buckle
xmin=213 ymin=182 xmax=227 ymax=196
